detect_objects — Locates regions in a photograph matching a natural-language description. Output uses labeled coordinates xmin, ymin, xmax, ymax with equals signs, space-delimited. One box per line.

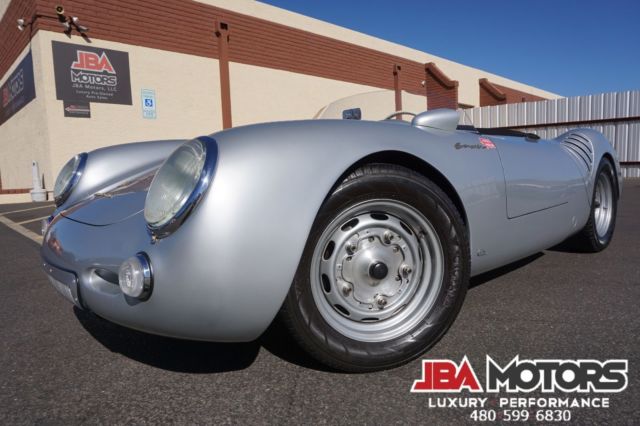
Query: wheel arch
xmin=328 ymin=150 xmax=469 ymax=228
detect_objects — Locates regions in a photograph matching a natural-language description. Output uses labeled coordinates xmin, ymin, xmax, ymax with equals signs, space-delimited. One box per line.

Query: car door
xmin=490 ymin=135 xmax=579 ymax=218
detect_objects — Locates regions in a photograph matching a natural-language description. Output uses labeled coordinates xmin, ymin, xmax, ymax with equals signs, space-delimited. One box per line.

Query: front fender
xmin=170 ymin=120 xmax=505 ymax=339
xmin=43 ymin=120 xmax=508 ymax=341
xmin=59 ymin=139 xmax=184 ymax=209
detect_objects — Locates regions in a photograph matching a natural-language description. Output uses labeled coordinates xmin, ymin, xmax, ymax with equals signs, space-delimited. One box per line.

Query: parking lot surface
xmin=1 ymin=182 xmax=638 ymax=424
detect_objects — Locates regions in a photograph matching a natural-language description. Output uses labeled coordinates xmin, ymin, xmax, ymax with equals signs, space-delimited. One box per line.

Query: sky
xmin=261 ymin=0 xmax=640 ymax=97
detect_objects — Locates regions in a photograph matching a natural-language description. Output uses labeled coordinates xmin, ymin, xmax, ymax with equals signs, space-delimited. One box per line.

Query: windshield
xmin=315 ymin=89 xmax=476 ymax=127
xmin=314 ymin=89 xmax=427 ymax=121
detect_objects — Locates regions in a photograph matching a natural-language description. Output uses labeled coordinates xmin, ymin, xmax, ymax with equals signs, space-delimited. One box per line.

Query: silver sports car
xmin=41 ymin=109 xmax=621 ymax=372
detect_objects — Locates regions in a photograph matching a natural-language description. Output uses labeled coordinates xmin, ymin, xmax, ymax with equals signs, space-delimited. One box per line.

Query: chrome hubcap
xmin=310 ymin=200 xmax=444 ymax=342
xmin=594 ymin=172 xmax=614 ymax=239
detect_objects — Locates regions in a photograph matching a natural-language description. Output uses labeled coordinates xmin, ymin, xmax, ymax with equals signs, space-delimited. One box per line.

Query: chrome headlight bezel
xmin=54 ymin=152 xmax=88 ymax=207
xmin=144 ymin=136 xmax=218 ymax=239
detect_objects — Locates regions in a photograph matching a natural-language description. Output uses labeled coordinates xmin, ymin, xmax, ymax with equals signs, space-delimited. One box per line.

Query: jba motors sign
xmin=52 ymin=41 xmax=132 ymax=105
xmin=412 ymin=356 xmax=628 ymax=393
xmin=412 ymin=357 xmax=628 ymax=422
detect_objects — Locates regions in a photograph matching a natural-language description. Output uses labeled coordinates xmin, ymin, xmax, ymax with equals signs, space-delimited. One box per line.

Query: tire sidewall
xmin=590 ymin=159 xmax=618 ymax=248
xmin=285 ymin=169 xmax=469 ymax=371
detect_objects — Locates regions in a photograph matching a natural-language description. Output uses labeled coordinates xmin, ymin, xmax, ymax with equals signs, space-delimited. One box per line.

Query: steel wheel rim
xmin=310 ymin=199 xmax=444 ymax=343
xmin=594 ymin=172 xmax=614 ymax=239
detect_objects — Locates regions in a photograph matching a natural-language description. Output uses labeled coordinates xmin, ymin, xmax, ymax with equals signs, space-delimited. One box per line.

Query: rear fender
xmin=557 ymin=128 xmax=622 ymax=201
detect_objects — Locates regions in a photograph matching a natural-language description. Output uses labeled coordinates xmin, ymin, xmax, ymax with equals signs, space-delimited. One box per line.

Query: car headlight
xmin=53 ymin=153 xmax=88 ymax=206
xmin=144 ymin=136 xmax=218 ymax=238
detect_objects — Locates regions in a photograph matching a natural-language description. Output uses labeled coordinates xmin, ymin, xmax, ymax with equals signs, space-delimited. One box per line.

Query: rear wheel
xmin=279 ymin=164 xmax=469 ymax=372
xmin=570 ymin=158 xmax=618 ymax=252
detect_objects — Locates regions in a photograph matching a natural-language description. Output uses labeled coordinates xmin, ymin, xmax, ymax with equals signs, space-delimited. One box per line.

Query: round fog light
xmin=118 ymin=253 xmax=153 ymax=300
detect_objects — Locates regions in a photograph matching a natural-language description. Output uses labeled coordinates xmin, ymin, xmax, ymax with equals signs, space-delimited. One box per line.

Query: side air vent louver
xmin=561 ymin=133 xmax=594 ymax=175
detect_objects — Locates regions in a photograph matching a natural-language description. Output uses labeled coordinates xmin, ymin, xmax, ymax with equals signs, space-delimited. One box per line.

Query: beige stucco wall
xmin=229 ymin=64 xmax=434 ymax=126
xmin=4 ymin=30 xmax=428 ymax=195
xmin=0 ymin=41 xmax=51 ymax=191
xmin=0 ymin=0 xmax=10 ymax=20
xmin=0 ymin=31 xmax=224 ymax=193
xmin=200 ymin=0 xmax=559 ymax=106
xmin=230 ymin=62 xmax=394 ymax=125
xmin=0 ymin=0 xmax=11 ymax=21
xmin=41 ymin=32 xmax=223 ymax=189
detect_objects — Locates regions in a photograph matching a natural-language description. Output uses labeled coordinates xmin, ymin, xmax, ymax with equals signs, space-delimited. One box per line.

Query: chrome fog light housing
xmin=118 ymin=253 xmax=153 ymax=300
xmin=41 ymin=216 xmax=53 ymax=236
xmin=144 ymin=136 xmax=218 ymax=238
xmin=53 ymin=153 xmax=88 ymax=206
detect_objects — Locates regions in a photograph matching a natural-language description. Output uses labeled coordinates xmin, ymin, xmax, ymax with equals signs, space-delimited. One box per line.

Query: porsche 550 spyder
xmin=41 ymin=108 xmax=621 ymax=372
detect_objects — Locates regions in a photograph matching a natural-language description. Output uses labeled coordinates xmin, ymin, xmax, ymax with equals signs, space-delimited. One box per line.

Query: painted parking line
xmin=0 ymin=204 xmax=54 ymax=216
xmin=0 ymin=215 xmax=43 ymax=244
xmin=16 ymin=215 xmax=50 ymax=225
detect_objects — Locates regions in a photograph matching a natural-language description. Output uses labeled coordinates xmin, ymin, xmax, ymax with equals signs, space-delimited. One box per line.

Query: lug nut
xmin=383 ymin=231 xmax=394 ymax=244
xmin=346 ymin=241 xmax=358 ymax=254
xmin=375 ymin=294 xmax=388 ymax=308
xmin=341 ymin=282 xmax=353 ymax=296
xmin=401 ymin=264 xmax=412 ymax=277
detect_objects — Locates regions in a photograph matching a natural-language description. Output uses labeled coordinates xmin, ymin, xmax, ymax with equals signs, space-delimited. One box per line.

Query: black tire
xmin=567 ymin=158 xmax=618 ymax=252
xmin=279 ymin=164 xmax=470 ymax=372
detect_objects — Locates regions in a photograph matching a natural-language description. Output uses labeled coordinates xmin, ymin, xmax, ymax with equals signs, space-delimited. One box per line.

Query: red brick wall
xmin=28 ymin=0 xmax=436 ymax=97
xmin=424 ymin=63 xmax=458 ymax=109
xmin=0 ymin=0 xmax=37 ymax=79
xmin=0 ymin=0 xmax=460 ymax=106
xmin=479 ymin=78 xmax=545 ymax=106
xmin=3 ymin=1 xmax=517 ymax=119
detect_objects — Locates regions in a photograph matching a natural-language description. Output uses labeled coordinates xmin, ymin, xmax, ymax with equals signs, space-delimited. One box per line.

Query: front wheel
xmin=279 ymin=164 xmax=470 ymax=372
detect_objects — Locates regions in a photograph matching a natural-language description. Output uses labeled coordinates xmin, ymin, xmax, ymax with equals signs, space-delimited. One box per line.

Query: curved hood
xmin=61 ymin=172 xmax=154 ymax=226
xmin=60 ymin=139 xmax=184 ymax=209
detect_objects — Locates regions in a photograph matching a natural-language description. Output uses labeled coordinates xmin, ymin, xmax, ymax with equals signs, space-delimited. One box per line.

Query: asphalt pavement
xmin=0 ymin=182 xmax=638 ymax=425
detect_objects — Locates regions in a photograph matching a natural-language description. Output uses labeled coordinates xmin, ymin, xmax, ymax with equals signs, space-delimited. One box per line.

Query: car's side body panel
xmin=42 ymin=119 xmax=620 ymax=342
xmin=493 ymin=136 xmax=584 ymax=218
